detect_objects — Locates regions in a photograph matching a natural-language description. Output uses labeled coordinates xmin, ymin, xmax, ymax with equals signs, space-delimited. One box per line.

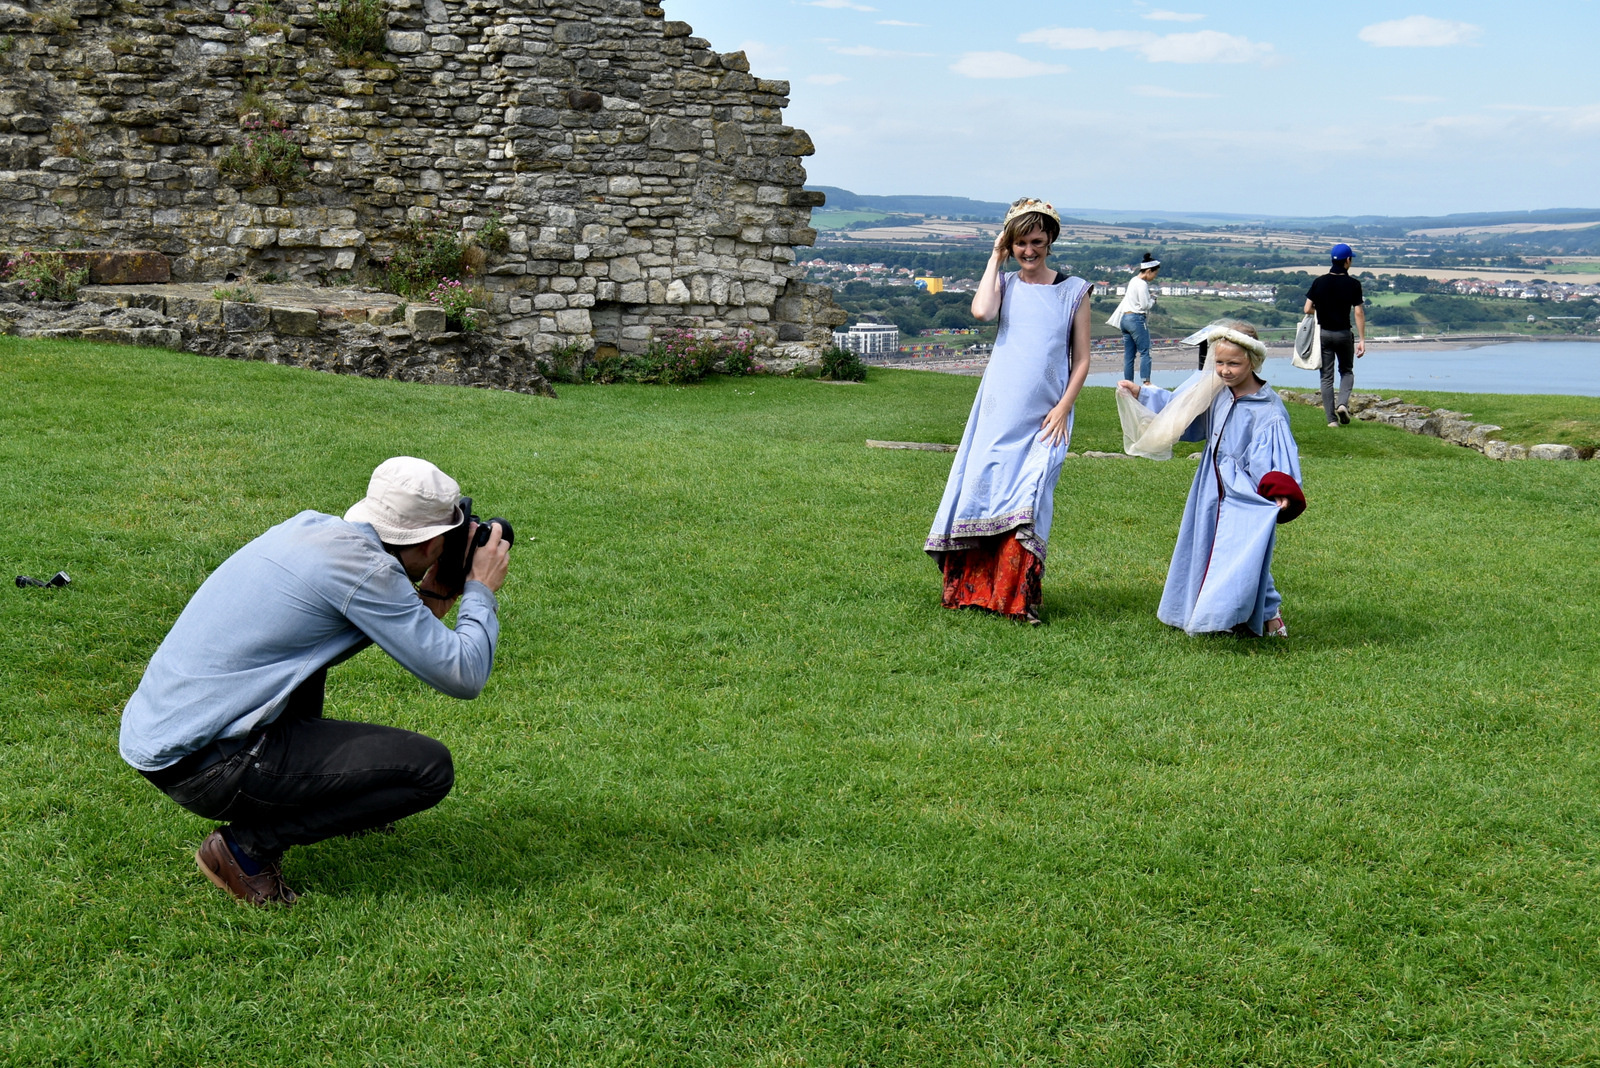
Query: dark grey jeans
xmin=1319 ymin=329 xmax=1356 ymax=421
xmin=142 ymin=669 xmax=454 ymax=861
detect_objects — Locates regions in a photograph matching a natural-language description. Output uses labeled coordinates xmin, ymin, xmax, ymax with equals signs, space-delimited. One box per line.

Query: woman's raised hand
xmin=991 ymin=231 xmax=1010 ymax=260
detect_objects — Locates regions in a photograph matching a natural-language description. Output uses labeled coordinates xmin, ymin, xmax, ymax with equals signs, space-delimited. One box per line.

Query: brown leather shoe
xmin=195 ymin=829 xmax=297 ymax=907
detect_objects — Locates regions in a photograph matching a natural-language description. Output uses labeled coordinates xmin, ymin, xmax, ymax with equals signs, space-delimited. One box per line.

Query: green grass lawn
xmin=809 ymin=209 xmax=892 ymax=229
xmin=1368 ymin=291 xmax=1423 ymax=307
xmin=3 ymin=338 xmax=1599 ymax=1066
xmin=1542 ymin=261 xmax=1600 ymax=275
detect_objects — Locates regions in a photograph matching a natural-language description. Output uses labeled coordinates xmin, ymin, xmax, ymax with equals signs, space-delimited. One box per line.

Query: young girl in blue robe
xmin=1119 ymin=322 xmax=1305 ymax=637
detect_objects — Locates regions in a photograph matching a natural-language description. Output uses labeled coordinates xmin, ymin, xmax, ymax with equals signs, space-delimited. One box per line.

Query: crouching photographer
xmin=119 ymin=457 xmax=512 ymax=906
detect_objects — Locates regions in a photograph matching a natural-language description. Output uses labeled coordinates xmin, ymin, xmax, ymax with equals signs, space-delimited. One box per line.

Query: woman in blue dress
xmin=925 ymin=198 xmax=1092 ymax=624
xmin=1119 ymin=321 xmax=1306 ymax=636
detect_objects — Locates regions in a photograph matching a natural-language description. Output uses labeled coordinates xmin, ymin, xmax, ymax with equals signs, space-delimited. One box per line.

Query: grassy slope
xmin=808 ymin=210 xmax=892 ymax=229
xmin=2 ymin=339 xmax=1598 ymax=1067
xmin=1382 ymin=390 xmax=1600 ymax=451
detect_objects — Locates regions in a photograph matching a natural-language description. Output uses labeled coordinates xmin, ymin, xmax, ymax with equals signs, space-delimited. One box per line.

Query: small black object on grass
xmin=16 ymin=572 xmax=70 ymax=589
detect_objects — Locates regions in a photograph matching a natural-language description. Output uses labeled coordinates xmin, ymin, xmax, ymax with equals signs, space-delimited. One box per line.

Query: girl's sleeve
xmin=1138 ymin=380 xmax=1209 ymax=441
xmin=1247 ymin=412 xmax=1305 ymax=522
xmin=1137 ymin=383 xmax=1175 ymax=412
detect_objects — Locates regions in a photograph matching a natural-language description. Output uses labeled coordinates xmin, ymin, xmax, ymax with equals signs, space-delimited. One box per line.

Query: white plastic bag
xmin=1292 ymin=314 xmax=1322 ymax=370
xmin=1116 ymin=389 xmax=1169 ymax=461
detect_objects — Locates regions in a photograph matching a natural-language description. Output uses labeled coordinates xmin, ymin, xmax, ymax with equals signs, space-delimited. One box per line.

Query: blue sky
xmin=665 ymin=0 xmax=1600 ymax=218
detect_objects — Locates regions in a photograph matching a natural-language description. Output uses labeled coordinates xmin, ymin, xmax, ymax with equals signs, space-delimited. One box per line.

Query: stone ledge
xmin=0 ymin=290 xmax=554 ymax=399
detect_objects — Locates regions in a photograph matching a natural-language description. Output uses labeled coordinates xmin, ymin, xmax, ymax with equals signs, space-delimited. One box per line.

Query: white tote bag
xmin=1292 ymin=314 xmax=1322 ymax=370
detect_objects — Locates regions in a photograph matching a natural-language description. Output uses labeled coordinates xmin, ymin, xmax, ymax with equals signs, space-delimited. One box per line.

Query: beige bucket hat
xmin=343 ymin=456 xmax=463 ymax=545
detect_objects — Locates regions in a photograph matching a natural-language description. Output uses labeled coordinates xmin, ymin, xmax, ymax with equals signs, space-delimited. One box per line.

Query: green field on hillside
xmin=3 ymin=338 xmax=1598 ymax=1066
xmin=1368 ymin=291 xmax=1424 ymax=307
xmin=809 ymin=209 xmax=892 ymax=229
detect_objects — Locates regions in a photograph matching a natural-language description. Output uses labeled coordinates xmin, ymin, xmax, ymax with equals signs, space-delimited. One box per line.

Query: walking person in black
xmin=1303 ymin=243 xmax=1367 ymax=427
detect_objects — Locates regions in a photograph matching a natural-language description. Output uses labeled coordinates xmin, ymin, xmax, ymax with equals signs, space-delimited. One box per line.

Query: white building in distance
xmin=833 ymin=322 xmax=901 ymax=356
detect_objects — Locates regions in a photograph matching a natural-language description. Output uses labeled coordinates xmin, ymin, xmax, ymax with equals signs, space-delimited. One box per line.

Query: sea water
xmin=1086 ymin=340 xmax=1600 ymax=396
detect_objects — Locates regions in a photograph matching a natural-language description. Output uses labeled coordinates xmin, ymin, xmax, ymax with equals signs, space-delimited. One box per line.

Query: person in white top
xmin=1107 ymin=253 xmax=1161 ymax=384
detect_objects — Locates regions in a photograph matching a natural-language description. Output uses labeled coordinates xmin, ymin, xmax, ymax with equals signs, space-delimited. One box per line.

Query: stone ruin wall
xmin=0 ymin=0 xmax=846 ymax=365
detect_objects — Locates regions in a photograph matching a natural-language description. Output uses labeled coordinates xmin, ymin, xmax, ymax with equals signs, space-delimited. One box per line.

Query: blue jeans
xmin=1121 ymin=313 xmax=1151 ymax=381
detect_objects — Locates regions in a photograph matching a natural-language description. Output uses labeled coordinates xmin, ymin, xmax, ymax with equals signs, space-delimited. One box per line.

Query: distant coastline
xmin=871 ymin=333 xmax=1600 ymax=378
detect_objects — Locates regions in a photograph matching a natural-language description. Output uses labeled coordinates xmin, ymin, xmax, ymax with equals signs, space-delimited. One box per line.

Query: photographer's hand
xmin=469 ymin=523 xmax=511 ymax=594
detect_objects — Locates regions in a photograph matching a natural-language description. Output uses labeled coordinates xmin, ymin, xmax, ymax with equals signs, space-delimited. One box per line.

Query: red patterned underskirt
xmin=939 ymin=531 xmax=1043 ymax=623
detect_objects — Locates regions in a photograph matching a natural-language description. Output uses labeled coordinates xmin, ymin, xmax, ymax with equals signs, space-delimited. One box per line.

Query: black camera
xmin=433 ymin=496 xmax=513 ymax=595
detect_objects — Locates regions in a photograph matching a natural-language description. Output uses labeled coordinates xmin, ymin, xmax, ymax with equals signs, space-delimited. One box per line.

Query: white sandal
xmin=1265 ymin=615 xmax=1288 ymax=638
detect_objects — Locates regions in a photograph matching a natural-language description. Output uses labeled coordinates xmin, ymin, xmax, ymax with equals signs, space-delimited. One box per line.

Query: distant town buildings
xmin=833 ymin=322 xmax=901 ymax=356
xmin=1448 ymin=279 xmax=1599 ymax=301
xmin=914 ymin=277 xmax=945 ymax=293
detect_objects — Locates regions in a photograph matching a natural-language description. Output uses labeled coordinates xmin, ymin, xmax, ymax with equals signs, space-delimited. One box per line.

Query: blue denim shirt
xmin=119 ymin=511 xmax=500 ymax=771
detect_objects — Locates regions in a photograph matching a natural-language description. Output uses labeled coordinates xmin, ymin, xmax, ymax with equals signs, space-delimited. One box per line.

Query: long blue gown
xmin=1137 ymin=377 xmax=1304 ymax=635
xmin=925 ymin=272 xmax=1091 ymax=564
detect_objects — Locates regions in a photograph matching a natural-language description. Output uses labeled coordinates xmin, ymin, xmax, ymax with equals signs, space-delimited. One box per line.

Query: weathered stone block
xmin=229 ymin=228 xmax=278 ymax=249
xmin=271 ymin=307 xmax=320 ymax=336
xmin=386 ymin=31 xmax=428 ymax=53
xmin=319 ymin=229 xmax=366 ymax=248
xmin=406 ymin=305 xmax=448 ymax=334
xmin=1529 ymin=443 xmax=1580 ymax=461
xmin=554 ymin=21 xmax=596 ymax=43
xmin=1483 ymin=440 xmax=1511 ymax=461
xmin=555 ymin=308 xmax=591 ymax=333
xmin=1466 ymin=424 xmax=1503 ymax=449
xmin=649 ymin=118 xmax=702 ymax=151
xmin=223 ymin=301 xmax=272 ymax=332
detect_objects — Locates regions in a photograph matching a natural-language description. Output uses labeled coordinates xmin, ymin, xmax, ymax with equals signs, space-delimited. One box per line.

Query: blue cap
xmin=1331 ymin=243 xmax=1353 ymax=261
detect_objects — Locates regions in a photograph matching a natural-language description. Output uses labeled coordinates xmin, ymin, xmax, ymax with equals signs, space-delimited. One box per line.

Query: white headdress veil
xmin=1118 ymin=321 xmax=1268 ymax=460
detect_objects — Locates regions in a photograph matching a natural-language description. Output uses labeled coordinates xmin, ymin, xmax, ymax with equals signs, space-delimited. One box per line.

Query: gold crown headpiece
xmin=1002 ymin=198 xmax=1060 ymax=227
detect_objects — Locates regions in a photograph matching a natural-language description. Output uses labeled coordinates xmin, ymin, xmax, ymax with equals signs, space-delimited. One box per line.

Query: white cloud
xmin=805 ymin=0 xmax=876 ymax=10
xmin=1020 ymin=27 xmax=1154 ymax=51
xmin=1020 ymin=26 xmax=1271 ymax=64
xmin=798 ymin=90 xmax=1600 ymax=217
xmin=807 ymin=73 xmax=850 ymax=85
xmin=830 ymin=44 xmax=933 ymax=57
xmin=1144 ymin=10 xmax=1204 ymax=22
xmin=1359 ymin=16 xmax=1482 ymax=48
xmin=1482 ymin=103 xmax=1600 ymax=131
xmin=876 ymin=19 xmax=925 ymax=27
xmin=1142 ymin=30 xmax=1272 ymax=63
xmin=1383 ymin=94 xmax=1445 ymax=104
xmin=951 ymin=51 xmax=1070 ymax=79
xmin=1133 ymin=84 xmax=1219 ymax=98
